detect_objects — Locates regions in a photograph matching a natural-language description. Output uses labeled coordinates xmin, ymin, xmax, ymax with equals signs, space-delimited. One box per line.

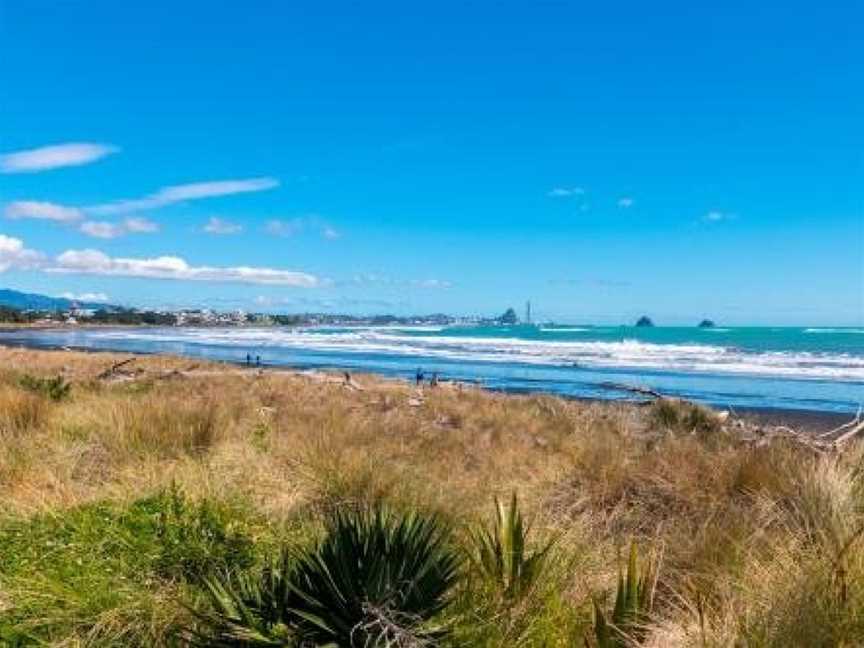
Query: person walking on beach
xmin=255 ymin=355 xmax=261 ymax=367
xmin=246 ymin=353 xmax=252 ymax=367
xmin=430 ymin=372 xmax=439 ymax=388
xmin=415 ymin=367 xmax=424 ymax=386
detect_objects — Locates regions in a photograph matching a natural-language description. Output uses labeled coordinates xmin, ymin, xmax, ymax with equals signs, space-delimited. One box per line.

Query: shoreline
xmin=0 ymin=339 xmax=855 ymax=435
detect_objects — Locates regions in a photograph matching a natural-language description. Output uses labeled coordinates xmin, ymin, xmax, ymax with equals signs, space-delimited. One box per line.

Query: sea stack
xmin=698 ymin=319 xmax=716 ymax=328
xmin=498 ymin=307 xmax=519 ymax=325
xmin=635 ymin=316 xmax=654 ymax=327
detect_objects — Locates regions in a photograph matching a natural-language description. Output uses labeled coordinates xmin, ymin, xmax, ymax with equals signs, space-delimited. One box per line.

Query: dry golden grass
xmin=0 ymin=346 xmax=861 ymax=646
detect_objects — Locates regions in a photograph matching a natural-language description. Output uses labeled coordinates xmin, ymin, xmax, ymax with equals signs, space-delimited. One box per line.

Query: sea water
xmin=1 ymin=325 xmax=862 ymax=413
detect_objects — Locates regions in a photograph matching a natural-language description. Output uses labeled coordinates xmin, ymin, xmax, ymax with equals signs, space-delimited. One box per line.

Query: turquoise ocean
xmin=1 ymin=325 xmax=862 ymax=413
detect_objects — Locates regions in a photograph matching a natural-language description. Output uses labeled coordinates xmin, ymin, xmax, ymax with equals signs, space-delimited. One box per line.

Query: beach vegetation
xmin=190 ymin=505 xmax=459 ymax=647
xmin=468 ymin=492 xmax=554 ymax=603
xmin=0 ymin=347 xmax=861 ymax=646
xmin=18 ymin=373 xmax=71 ymax=401
xmin=591 ymin=542 xmax=657 ymax=648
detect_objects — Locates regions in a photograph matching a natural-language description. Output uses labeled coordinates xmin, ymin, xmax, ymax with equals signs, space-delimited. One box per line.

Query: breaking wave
xmin=95 ymin=326 xmax=864 ymax=382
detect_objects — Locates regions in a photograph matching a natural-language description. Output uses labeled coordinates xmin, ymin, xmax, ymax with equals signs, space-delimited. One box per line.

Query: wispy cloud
xmin=79 ymin=221 xmax=126 ymax=239
xmin=5 ymin=201 xmax=84 ymax=222
xmin=1 ymin=142 xmax=118 ymax=174
xmin=265 ymin=216 xmax=339 ymax=240
xmin=124 ymin=217 xmax=159 ymax=233
xmin=59 ymin=291 xmax=110 ymax=302
xmin=617 ymin=197 xmax=634 ymax=208
xmin=0 ymin=234 xmax=320 ymax=287
xmin=703 ymin=210 xmax=736 ymax=222
xmin=86 ymin=177 xmax=279 ymax=215
xmin=411 ymin=278 xmax=451 ymax=288
xmin=78 ymin=217 xmax=159 ymax=239
xmin=203 ymin=217 xmax=243 ymax=235
xmin=50 ymin=250 xmax=320 ymax=286
xmin=341 ymin=273 xmax=452 ymax=289
xmin=265 ymin=218 xmax=303 ymax=237
xmin=547 ymin=187 xmax=585 ymax=198
xmin=254 ymin=294 xmax=407 ymax=311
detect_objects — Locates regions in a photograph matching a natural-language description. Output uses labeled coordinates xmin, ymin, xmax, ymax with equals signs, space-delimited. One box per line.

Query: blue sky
xmin=1 ymin=0 xmax=861 ymax=325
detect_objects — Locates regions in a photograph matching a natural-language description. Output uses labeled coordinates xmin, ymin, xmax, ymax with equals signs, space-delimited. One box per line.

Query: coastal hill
xmin=0 ymin=287 xmax=116 ymax=312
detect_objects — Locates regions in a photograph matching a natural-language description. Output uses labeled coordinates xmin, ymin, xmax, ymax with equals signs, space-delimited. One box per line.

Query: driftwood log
xmin=96 ymin=357 xmax=137 ymax=380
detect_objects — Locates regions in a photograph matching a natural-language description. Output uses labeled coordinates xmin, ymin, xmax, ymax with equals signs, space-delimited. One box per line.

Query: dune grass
xmin=0 ymin=347 xmax=861 ymax=646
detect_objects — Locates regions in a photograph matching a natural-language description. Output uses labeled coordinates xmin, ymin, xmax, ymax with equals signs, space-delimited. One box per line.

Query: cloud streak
xmin=617 ymin=197 xmax=634 ymax=208
xmin=0 ymin=234 xmax=320 ymax=287
xmin=78 ymin=217 xmax=160 ymax=239
xmin=124 ymin=217 xmax=159 ymax=233
xmin=79 ymin=221 xmax=126 ymax=239
xmin=547 ymin=187 xmax=585 ymax=198
xmin=5 ymin=201 xmax=84 ymax=222
xmin=703 ymin=210 xmax=736 ymax=222
xmin=203 ymin=217 xmax=243 ymax=235
xmin=340 ymin=273 xmax=452 ymax=289
xmin=1 ymin=142 xmax=118 ymax=173
xmin=86 ymin=177 xmax=279 ymax=215
xmin=265 ymin=216 xmax=340 ymax=240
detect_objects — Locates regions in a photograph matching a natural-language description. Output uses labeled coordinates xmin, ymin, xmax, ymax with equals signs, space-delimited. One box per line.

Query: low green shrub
xmin=18 ymin=374 xmax=71 ymax=401
xmin=147 ymin=484 xmax=257 ymax=582
xmin=649 ymin=398 xmax=722 ymax=437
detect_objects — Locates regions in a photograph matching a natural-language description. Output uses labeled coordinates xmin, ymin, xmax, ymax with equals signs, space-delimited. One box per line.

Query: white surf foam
xmin=91 ymin=326 xmax=864 ymax=382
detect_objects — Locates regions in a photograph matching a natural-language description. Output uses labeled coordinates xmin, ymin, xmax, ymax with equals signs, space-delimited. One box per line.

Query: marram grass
xmin=0 ymin=347 xmax=861 ymax=646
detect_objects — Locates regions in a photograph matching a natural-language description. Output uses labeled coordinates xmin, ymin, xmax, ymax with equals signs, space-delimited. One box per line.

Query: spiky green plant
xmin=188 ymin=550 xmax=296 ymax=647
xmin=591 ymin=542 xmax=657 ymax=648
xmin=190 ymin=506 xmax=459 ymax=647
xmin=469 ymin=493 xmax=554 ymax=602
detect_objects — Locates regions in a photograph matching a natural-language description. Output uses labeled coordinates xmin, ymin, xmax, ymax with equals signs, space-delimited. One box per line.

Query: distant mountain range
xmin=0 ymin=288 xmax=117 ymax=311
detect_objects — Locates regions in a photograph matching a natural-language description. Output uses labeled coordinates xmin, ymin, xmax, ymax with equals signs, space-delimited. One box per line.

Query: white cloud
xmin=548 ymin=187 xmax=585 ymax=198
xmin=203 ymin=217 xmax=243 ymax=235
xmin=1 ymin=142 xmax=118 ymax=173
xmin=60 ymin=291 xmax=110 ymax=302
xmin=0 ymin=235 xmax=45 ymax=272
xmin=78 ymin=217 xmax=159 ymax=239
xmin=124 ymin=217 xmax=159 ymax=233
xmin=50 ymin=249 xmax=320 ymax=287
xmin=79 ymin=221 xmax=126 ymax=239
xmin=87 ymin=177 xmax=279 ymax=215
xmin=0 ymin=233 xmax=321 ymax=287
xmin=322 ymin=226 xmax=341 ymax=240
xmin=617 ymin=197 xmax=634 ymax=208
xmin=5 ymin=203 xmax=158 ymax=238
xmin=5 ymin=201 xmax=83 ymax=222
